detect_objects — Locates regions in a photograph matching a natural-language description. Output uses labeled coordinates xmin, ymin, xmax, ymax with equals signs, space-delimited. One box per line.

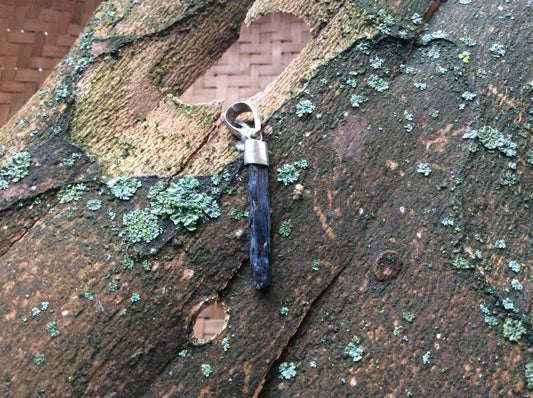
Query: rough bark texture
xmin=0 ymin=0 xmax=531 ymax=397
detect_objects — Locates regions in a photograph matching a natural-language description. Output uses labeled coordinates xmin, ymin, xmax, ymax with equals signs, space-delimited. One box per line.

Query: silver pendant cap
xmin=244 ymin=139 xmax=269 ymax=166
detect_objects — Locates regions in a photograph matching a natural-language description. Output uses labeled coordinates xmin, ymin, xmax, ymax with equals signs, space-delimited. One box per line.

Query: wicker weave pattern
xmin=0 ymin=0 xmax=101 ymax=127
xmin=180 ymin=12 xmax=311 ymax=109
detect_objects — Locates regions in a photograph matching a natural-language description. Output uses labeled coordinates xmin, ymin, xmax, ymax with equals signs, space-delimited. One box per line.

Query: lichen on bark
xmin=0 ymin=0 xmax=531 ymax=397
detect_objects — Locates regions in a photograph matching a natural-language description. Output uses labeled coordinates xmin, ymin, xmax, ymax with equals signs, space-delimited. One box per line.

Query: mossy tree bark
xmin=0 ymin=0 xmax=531 ymax=397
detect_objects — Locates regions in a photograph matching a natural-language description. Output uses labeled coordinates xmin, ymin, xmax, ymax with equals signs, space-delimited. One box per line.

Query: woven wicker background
xmin=180 ymin=12 xmax=311 ymax=109
xmin=192 ymin=303 xmax=227 ymax=340
xmin=0 ymin=0 xmax=102 ymax=127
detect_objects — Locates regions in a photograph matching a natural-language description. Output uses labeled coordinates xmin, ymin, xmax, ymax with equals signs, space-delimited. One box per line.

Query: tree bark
xmin=0 ymin=0 xmax=531 ymax=397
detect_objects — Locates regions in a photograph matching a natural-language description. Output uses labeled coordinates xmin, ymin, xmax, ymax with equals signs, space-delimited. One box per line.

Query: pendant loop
xmin=223 ymin=101 xmax=262 ymax=141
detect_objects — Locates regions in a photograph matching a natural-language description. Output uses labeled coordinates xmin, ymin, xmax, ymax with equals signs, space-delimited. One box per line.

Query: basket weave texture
xmin=0 ymin=0 xmax=101 ymax=127
xmin=180 ymin=12 xmax=311 ymax=109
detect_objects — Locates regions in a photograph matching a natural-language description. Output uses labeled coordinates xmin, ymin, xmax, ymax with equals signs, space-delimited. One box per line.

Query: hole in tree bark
xmin=374 ymin=250 xmax=402 ymax=281
xmin=191 ymin=300 xmax=228 ymax=342
xmin=180 ymin=12 xmax=311 ymax=110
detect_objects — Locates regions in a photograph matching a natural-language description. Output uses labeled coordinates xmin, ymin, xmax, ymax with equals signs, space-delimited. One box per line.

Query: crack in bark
xmin=165 ymin=119 xmax=221 ymax=186
xmin=253 ymin=260 xmax=350 ymax=398
xmin=217 ymin=255 xmax=249 ymax=295
xmin=0 ymin=198 xmax=59 ymax=259
xmin=404 ymin=0 xmax=445 ymax=63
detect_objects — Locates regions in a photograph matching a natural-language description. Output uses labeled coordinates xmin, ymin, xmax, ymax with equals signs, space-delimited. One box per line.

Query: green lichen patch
xmin=403 ymin=312 xmax=415 ymax=323
xmin=122 ymin=256 xmax=135 ymax=269
xmin=344 ymin=335 xmax=364 ymax=362
xmin=279 ymin=221 xmax=293 ymax=237
xmin=0 ymin=149 xmax=31 ymax=189
xmin=201 ymin=363 xmax=213 ymax=378
xmin=61 ymin=152 xmax=83 ymax=167
xmin=121 ymin=209 xmax=161 ymax=244
xmin=499 ymin=171 xmax=517 ymax=187
xmin=277 ymin=159 xmax=308 ymax=185
xmin=416 ymin=163 xmax=431 ymax=176
xmin=367 ymin=74 xmax=389 ymax=92
xmin=278 ymin=362 xmax=296 ymax=379
xmin=58 ymin=183 xmax=86 ymax=203
xmin=508 ymin=260 xmax=522 ymax=273
xmin=493 ymin=239 xmax=506 ymax=249
xmin=458 ymin=50 xmax=471 ymax=63
xmin=490 ymin=43 xmax=506 ymax=58
xmin=45 ymin=321 xmax=60 ymax=338
xmin=471 ymin=126 xmax=517 ymax=157
xmin=34 ymin=352 xmax=45 ymax=366
xmin=149 ymin=176 xmax=220 ymax=231
xmin=526 ymin=150 xmax=533 ymax=165
xmin=452 ymin=257 xmax=473 ymax=270
xmin=221 ymin=337 xmax=230 ymax=352
xmin=277 ymin=164 xmax=299 ymax=185
xmin=142 ymin=260 xmax=152 ymax=271
xmin=86 ymin=199 xmax=102 ymax=211
xmin=510 ymin=279 xmax=523 ymax=291
xmin=108 ymin=280 xmax=119 ymax=292
xmin=108 ymin=174 xmax=142 ymax=200
xmin=502 ymin=318 xmax=526 ymax=342
xmin=230 ymin=208 xmax=246 ymax=220
xmin=295 ymin=100 xmax=316 ymax=117
xmin=350 ymin=94 xmax=368 ymax=108
xmin=526 ymin=363 xmax=533 ymax=390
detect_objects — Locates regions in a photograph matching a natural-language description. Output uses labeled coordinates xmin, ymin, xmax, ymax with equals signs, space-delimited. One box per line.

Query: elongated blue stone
xmin=247 ymin=164 xmax=271 ymax=289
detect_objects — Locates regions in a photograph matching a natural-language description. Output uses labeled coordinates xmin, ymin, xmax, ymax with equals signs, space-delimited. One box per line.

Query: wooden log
xmin=0 ymin=0 xmax=531 ymax=397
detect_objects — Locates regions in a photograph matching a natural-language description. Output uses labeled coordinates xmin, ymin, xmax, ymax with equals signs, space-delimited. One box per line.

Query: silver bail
xmin=244 ymin=139 xmax=269 ymax=167
xmin=223 ymin=101 xmax=262 ymax=141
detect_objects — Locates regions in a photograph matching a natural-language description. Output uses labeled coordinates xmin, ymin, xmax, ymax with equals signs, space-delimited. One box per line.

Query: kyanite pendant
xmin=224 ymin=102 xmax=271 ymax=289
